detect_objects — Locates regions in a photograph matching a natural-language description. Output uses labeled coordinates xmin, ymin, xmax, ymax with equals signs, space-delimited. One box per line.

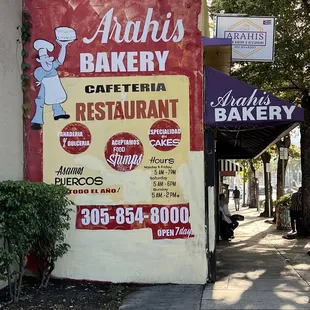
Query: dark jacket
xmin=291 ymin=191 xmax=302 ymax=211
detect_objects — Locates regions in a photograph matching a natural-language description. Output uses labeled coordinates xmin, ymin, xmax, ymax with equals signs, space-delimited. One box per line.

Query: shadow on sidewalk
xmin=203 ymin=208 xmax=310 ymax=309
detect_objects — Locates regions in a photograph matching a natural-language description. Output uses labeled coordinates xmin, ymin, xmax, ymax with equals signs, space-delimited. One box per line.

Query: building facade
xmin=23 ymin=0 xmax=208 ymax=284
xmin=0 ymin=0 xmax=23 ymax=290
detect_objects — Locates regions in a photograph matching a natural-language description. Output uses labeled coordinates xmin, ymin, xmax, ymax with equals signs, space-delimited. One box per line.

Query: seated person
xmin=219 ymin=193 xmax=239 ymax=240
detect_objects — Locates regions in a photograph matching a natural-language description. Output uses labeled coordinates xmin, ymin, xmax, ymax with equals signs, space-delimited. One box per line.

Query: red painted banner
xmin=23 ymin=0 xmax=203 ymax=282
xmin=220 ymin=171 xmax=236 ymax=177
xmin=23 ymin=0 xmax=203 ymax=183
xmin=76 ymin=204 xmax=194 ymax=240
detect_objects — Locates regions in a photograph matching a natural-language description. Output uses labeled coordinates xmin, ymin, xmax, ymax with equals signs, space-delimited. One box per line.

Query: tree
xmin=261 ymin=151 xmax=272 ymax=217
xmin=210 ymin=0 xmax=310 ymax=235
xmin=237 ymin=159 xmax=249 ymax=207
xmin=0 ymin=181 xmax=72 ymax=302
xmin=248 ymin=159 xmax=261 ymax=209
xmin=287 ymin=143 xmax=302 ymax=187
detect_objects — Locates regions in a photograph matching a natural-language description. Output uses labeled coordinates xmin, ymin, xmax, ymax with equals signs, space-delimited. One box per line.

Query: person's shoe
xmin=54 ymin=114 xmax=70 ymax=120
xmin=283 ymin=234 xmax=296 ymax=240
xmin=288 ymin=231 xmax=297 ymax=235
xmin=31 ymin=123 xmax=42 ymax=130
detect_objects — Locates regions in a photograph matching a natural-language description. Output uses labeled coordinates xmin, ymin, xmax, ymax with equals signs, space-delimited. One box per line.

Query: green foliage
xmin=211 ymin=1 xmax=304 ymax=195
xmin=259 ymin=199 xmax=265 ymax=208
xmin=236 ymin=159 xmax=249 ymax=182
xmin=0 ymin=181 xmax=72 ymax=302
xmin=20 ymin=11 xmax=32 ymax=119
xmin=250 ymin=158 xmax=262 ymax=170
xmin=267 ymin=145 xmax=277 ymax=158
xmin=275 ymin=194 xmax=292 ymax=210
xmin=264 ymin=139 xmax=298 ymax=163
xmin=237 ymin=158 xmax=262 ymax=182
xmin=289 ymin=144 xmax=300 ymax=159
xmin=210 ymin=0 xmax=310 ymax=101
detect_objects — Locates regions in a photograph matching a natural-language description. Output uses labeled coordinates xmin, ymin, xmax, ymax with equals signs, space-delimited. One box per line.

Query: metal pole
xmin=266 ymin=163 xmax=271 ymax=218
xmin=257 ymin=183 xmax=260 ymax=212
xmin=282 ymin=158 xmax=285 ymax=193
xmin=256 ymin=172 xmax=259 ymax=212
xmin=205 ymin=128 xmax=217 ymax=283
xmin=267 ymin=172 xmax=271 ymax=218
xmin=243 ymin=172 xmax=246 ymax=207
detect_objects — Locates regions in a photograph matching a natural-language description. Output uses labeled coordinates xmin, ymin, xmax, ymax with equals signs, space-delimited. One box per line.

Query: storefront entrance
xmin=203 ymin=65 xmax=304 ymax=282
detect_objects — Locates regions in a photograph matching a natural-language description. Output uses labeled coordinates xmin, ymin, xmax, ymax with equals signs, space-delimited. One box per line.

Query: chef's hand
xmin=56 ymin=39 xmax=74 ymax=47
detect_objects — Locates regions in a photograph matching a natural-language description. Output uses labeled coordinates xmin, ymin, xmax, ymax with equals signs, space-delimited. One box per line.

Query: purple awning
xmin=202 ymin=37 xmax=232 ymax=75
xmin=204 ymin=67 xmax=304 ymax=127
xmin=202 ymin=36 xmax=232 ymax=47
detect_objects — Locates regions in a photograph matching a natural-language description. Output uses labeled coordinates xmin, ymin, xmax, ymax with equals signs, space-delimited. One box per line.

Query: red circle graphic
xmin=104 ymin=132 xmax=144 ymax=172
xmin=59 ymin=122 xmax=91 ymax=155
xmin=149 ymin=119 xmax=182 ymax=151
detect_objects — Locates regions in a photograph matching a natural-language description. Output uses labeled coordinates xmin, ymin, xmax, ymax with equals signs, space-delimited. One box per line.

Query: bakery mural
xmin=24 ymin=0 xmax=205 ymax=283
xmin=31 ymin=28 xmax=75 ymax=130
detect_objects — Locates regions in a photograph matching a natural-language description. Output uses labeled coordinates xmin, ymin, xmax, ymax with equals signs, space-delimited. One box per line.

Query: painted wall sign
xmin=24 ymin=0 xmax=206 ymax=284
xmin=205 ymin=67 xmax=304 ymax=127
xmin=216 ymin=16 xmax=275 ymax=62
xmin=76 ymin=203 xmax=193 ymax=239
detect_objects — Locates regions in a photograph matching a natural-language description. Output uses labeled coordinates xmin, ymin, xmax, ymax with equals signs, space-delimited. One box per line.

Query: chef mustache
xmin=34 ymin=54 xmax=54 ymax=62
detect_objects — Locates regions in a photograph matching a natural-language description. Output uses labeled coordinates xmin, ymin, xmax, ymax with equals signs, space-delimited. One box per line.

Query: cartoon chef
xmin=31 ymin=34 xmax=74 ymax=130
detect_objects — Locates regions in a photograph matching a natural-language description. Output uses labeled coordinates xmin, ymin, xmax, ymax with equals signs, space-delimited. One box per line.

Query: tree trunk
xmin=300 ymin=94 xmax=310 ymax=236
xmin=276 ymin=136 xmax=291 ymax=199
xmin=243 ymin=168 xmax=246 ymax=207
xmin=270 ymin=182 xmax=273 ymax=215
xmin=248 ymin=160 xmax=259 ymax=208
xmin=261 ymin=151 xmax=271 ymax=217
xmin=247 ymin=170 xmax=251 ymax=206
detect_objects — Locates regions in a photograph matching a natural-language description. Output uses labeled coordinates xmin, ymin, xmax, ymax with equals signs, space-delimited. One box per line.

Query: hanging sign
xmin=216 ymin=15 xmax=275 ymax=62
xmin=279 ymin=147 xmax=288 ymax=160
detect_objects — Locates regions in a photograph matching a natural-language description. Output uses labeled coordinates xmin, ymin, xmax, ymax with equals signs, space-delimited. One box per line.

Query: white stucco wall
xmin=0 ymin=0 xmax=23 ymax=181
xmin=0 ymin=0 xmax=23 ymax=290
xmin=52 ymin=152 xmax=207 ymax=284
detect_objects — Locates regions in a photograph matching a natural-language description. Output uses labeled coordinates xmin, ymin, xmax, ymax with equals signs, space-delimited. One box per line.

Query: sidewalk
xmin=119 ymin=207 xmax=310 ymax=310
xmin=201 ymin=207 xmax=310 ymax=309
xmin=119 ymin=285 xmax=203 ymax=310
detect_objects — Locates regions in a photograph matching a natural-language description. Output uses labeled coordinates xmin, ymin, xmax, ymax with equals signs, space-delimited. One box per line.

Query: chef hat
xmin=34 ymin=39 xmax=54 ymax=57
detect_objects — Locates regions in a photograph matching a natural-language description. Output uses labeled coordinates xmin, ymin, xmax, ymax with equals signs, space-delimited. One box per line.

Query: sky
xmin=291 ymin=127 xmax=301 ymax=147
